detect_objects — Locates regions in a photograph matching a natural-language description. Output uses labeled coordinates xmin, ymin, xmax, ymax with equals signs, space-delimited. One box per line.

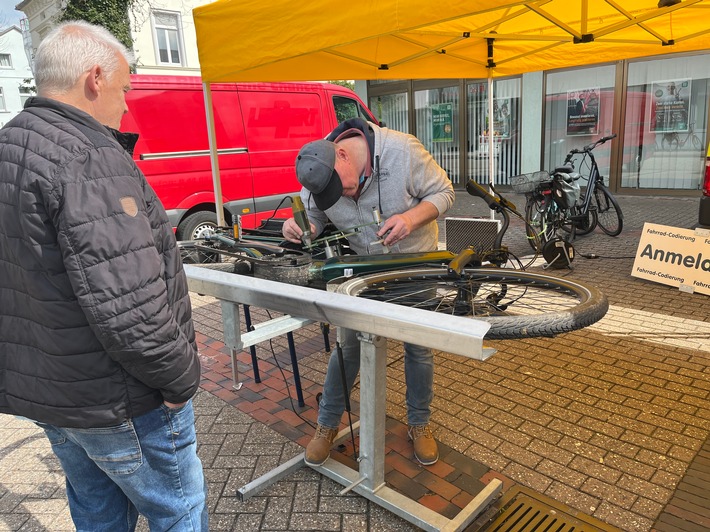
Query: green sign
xmin=432 ymin=103 xmax=453 ymax=142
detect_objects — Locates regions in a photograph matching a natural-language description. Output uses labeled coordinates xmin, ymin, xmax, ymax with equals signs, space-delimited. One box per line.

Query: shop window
xmin=544 ymin=65 xmax=616 ymax=180
xmin=415 ymin=86 xmax=460 ymax=184
xmin=622 ymin=56 xmax=710 ymax=190
xmin=467 ymin=79 xmax=521 ymax=186
xmin=369 ymin=92 xmax=409 ymax=134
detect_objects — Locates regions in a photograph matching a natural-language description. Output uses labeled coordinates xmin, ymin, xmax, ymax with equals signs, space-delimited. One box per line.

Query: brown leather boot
xmin=304 ymin=424 xmax=338 ymax=466
xmin=408 ymin=424 xmax=439 ymax=465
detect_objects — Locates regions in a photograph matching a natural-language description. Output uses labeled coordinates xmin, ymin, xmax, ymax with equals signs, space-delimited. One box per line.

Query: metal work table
xmin=186 ymin=266 xmax=501 ymax=532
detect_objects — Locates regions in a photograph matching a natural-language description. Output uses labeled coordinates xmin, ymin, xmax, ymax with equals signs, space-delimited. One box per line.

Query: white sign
xmin=632 ymin=223 xmax=710 ymax=296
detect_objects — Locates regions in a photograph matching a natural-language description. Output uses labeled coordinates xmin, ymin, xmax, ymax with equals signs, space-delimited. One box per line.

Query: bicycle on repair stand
xmin=183 ymin=180 xmax=609 ymax=339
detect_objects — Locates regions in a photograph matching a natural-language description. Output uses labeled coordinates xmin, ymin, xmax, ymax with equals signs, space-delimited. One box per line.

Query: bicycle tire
xmin=524 ymin=196 xmax=545 ymax=251
xmin=692 ymin=135 xmax=702 ymax=149
xmin=567 ymin=201 xmax=596 ymax=236
xmin=593 ymin=185 xmax=623 ymax=236
xmin=524 ymin=195 xmax=565 ymax=252
xmin=333 ymin=267 xmax=609 ymax=339
xmin=662 ymin=134 xmax=678 ymax=151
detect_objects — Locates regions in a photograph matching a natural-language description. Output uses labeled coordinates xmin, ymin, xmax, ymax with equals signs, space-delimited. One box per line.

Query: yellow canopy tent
xmin=191 ymin=0 xmax=710 ymax=224
xmin=193 ymin=0 xmax=710 ymax=82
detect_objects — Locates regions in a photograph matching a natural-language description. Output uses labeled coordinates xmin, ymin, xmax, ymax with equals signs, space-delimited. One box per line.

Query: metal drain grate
xmin=477 ymin=486 xmax=622 ymax=532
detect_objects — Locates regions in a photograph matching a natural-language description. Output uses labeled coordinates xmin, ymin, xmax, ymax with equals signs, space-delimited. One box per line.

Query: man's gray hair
xmin=34 ymin=20 xmax=135 ymax=95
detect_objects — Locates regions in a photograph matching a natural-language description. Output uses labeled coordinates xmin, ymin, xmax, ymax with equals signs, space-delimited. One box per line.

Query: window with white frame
xmin=152 ymin=11 xmax=183 ymax=66
xmin=0 ymin=54 xmax=12 ymax=68
xmin=0 ymin=88 xmax=6 ymax=111
xmin=19 ymin=86 xmax=33 ymax=107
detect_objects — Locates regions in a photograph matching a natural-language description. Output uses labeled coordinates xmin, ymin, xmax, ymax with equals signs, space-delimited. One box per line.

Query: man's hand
xmin=376 ymin=201 xmax=440 ymax=246
xmin=377 ymin=213 xmax=414 ymax=246
xmin=282 ymin=217 xmax=316 ymax=244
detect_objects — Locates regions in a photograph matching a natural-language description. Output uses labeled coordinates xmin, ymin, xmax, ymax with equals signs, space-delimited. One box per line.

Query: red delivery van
xmin=120 ymin=75 xmax=378 ymax=240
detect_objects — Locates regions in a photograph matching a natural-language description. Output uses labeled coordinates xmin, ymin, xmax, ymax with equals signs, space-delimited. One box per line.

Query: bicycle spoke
xmin=594 ymin=187 xmax=623 ymax=236
xmin=336 ymin=268 xmax=609 ymax=338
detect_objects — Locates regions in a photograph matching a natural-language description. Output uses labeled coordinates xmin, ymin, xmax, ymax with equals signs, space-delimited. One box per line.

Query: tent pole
xmin=202 ymin=82 xmax=226 ymax=227
xmin=487 ymin=74 xmax=496 ymax=221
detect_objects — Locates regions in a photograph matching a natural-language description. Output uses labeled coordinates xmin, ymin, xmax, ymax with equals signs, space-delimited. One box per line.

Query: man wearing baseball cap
xmin=283 ymin=118 xmax=454 ymax=467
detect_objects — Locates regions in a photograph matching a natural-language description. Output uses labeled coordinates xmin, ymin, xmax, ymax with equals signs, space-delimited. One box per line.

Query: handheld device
xmin=291 ymin=196 xmax=312 ymax=248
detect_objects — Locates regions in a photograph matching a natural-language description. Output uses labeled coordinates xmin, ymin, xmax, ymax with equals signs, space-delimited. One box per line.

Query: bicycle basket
xmin=510 ymin=171 xmax=550 ymax=194
xmin=552 ymin=175 xmax=580 ymax=209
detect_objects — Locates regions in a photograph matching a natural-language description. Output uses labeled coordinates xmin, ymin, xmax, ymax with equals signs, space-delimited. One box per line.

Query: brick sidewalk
xmin=1 ymin=193 xmax=708 ymax=531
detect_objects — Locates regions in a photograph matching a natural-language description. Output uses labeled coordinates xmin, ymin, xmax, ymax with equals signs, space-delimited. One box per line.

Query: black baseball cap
xmin=295 ymin=140 xmax=342 ymax=211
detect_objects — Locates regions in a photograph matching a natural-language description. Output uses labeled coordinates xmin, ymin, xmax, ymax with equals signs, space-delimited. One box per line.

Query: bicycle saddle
xmin=554 ymin=164 xmax=574 ymax=174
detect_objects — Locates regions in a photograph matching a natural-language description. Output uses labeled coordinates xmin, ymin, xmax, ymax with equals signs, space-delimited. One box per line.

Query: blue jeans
xmin=36 ymin=401 xmax=207 ymax=532
xmin=317 ymin=328 xmax=434 ymax=429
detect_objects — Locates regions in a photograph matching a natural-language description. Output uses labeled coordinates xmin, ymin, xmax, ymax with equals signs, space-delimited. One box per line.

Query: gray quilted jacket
xmin=0 ymin=97 xmax=201 ymax=428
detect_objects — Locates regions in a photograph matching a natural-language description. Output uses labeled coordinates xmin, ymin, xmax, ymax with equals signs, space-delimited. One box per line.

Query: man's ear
xmin=335 ymin=145 xmax=348 ymax=162
xmin=85 ymin=64 xmax=102 ymax=96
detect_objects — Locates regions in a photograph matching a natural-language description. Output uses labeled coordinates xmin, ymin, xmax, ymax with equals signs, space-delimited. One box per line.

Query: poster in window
xmin=490 ymin=99 xmax=511 ymax=139
xmin=651 ymin=79 xmax=691 ymax=132
xmin=566 ymin=88 xmax=600 ymax=136
xmin=432 ymin=103 xmax=454 ymax=142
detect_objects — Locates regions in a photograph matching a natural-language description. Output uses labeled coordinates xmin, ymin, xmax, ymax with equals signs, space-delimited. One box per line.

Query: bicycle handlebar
xmin=465 ymin=179 xmax=520 ymax=216
xmin=564 ymin=133 xmax=617 ymax=163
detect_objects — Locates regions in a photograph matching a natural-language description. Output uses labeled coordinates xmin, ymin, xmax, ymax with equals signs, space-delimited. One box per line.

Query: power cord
xmin=263 ymin=309 xmax=317 ymax=431
xmin=259 ymin=309 xmax=415 ymax=439
xmin=578 ymin=252 xmax=636 ymax=260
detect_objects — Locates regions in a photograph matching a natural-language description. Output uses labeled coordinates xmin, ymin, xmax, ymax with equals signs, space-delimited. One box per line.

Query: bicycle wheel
xmin=566 ymin=201 xmax=596 ymax=236
xmin=662 ymin=133 xmax=679 ymax=151
xmin=524 ymin=195 xmax=563 ymax=252
xmin=593 ymin=185 xmax=623 ymax=236
xmin=333 ymin=267 xmax=609 ymax=339
xmin=524 ymin=196 xmax=546 ymax=251
xmin=692 ymin=135 xmax=702 ymax=149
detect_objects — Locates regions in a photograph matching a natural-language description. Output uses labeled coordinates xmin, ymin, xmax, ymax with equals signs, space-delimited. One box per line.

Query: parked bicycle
xmin=513 ymin=169 xmax=580 ymax=254
xmin=519 ymin=134 xmax=623 ymax=254
xmin=182 ymin=181 xmax=608 ymax=339
xmin=660 ymin=122 xmax=701 ymax=151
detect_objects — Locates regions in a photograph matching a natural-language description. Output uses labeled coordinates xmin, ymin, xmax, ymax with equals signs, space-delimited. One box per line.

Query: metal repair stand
xmin=186 ymin=266 xmax=503 ymax=532
xmin=222 ymin=302 xmax=309 ymax=405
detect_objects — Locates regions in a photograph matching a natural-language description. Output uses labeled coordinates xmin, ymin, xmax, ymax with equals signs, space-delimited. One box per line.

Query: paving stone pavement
xmin=1 ymin=190 xmax=708 ymax=532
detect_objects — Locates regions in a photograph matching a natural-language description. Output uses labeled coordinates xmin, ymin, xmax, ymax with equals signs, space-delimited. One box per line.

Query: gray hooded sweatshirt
xmin=302 ymin=122 xmax=454 ymax=255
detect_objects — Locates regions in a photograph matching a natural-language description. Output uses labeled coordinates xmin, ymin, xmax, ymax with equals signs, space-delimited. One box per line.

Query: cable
xmin=259 ymin=195 xmax=292 ymax=228
xmin=335 ymin=341 xmax=358 ymax=459
xmin=578 ymin=252 xmax=636 ymax=260
xmin=262 ymin=309 xmax=316 ymax=431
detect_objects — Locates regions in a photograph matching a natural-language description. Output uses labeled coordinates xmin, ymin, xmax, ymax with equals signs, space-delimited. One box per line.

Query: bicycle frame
xmin=314 ymin=179 xmax=520 ymax=282
xmin=189 ymin=179 xmax=525 ymax=285
xmin=564 ymin=136 xmax=610 ymax=218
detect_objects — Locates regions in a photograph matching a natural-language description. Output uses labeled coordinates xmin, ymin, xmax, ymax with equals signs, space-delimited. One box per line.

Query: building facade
xmin=366 ymin=51 xmax=710 ymax=197
xmin=14 ymin=0 xmax=207 ymax=75
xmin=0 ymin=24 xmax=33 ymax=127
xmin=12 ymin=1 xmax=708 ymax=196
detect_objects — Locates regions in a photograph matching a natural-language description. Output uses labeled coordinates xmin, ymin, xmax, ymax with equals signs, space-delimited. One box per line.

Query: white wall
xmin=0 ymin=25 xmax=33 ymax=127
xmin=129 ymin=0 xmax=206 ymax=75
xmin=520 ymin=71 xmax=543 ymax=174
xmin=16 ymin=0 xmax=212 ymax=76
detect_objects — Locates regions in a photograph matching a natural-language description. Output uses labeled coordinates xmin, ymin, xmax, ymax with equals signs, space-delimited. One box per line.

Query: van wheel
xmin=177 ymin=211 xmax=220 ymax=263
xmin=178 ymin=211 xmax=218 ymax=241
